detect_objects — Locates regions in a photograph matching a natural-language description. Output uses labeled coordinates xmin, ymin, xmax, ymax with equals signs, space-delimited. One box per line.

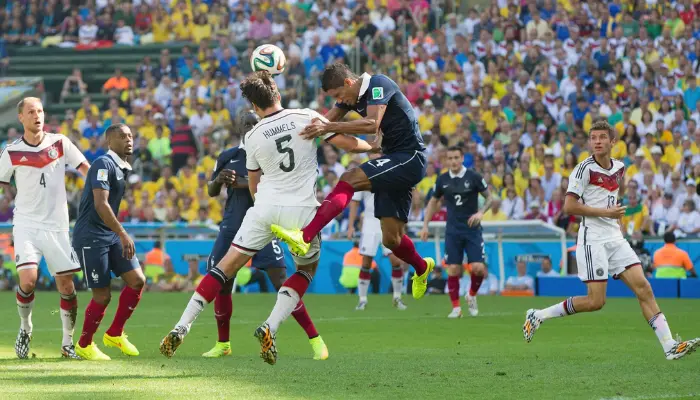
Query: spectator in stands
xmin=189 ymin=103 xmax=213 ymax=137
xmin=102 ymin=68 xmax=129 ymax=94
xmin=505 ymin=260 xmax=535 ymax=291
xmin=148 ymin=125 xmax=172 ymax=164
xmin=59 ymin=68 xmax=87 ymax=103
xmin=678 ymin=179 xmax=700 ymax=211
xmin=483 ymin=197 xmax=507 ymax=221
xmin=651 ymin=192 xmax=680 ymax=236
xmin=524 ymin=201 xmax=548 ymax=222
xmin=502 ymin=186 xmax=524 ymax=220
xmin=1 ymin=127 xmax=19 ymax=148
xmin=81 ymin=113 xmax=103 ymax=140
xmin=622 ymin=191 xmax=651 ymax=236
xmin=673 ymin=200 xmax=700 ymax=238
xmin=78 ymin=15 xmax=98 ymax=45
xmin=0 ymin=197 xmax=13 ymax=223
xmin=652 ymin=232 xmax=696 ymax=279
xmin=83 ymin=136 xmax=106 ymax=163
xmin=537 ymin=257 xmax=559 ymax=277
xmin=114 ymin=19 xmax=135 ymax=45
xmin=22 ymin=15 xmax=40 ymax=46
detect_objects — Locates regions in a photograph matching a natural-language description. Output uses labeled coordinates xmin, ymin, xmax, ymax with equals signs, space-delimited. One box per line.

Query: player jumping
xmin=523 ymin=120 xmax=700 ymax=360
xmin=347 ymin=177 xmax=407 ymax=311
xmin=159 ymin=71 xmax=375 ymax=364
xmin=72 ymin=124 xmax=146 ymax=361
xmin=202 ymin=110 xmax=327 ymax=360
xmin=420 ymin=146 xmax=491 ymax=318
xmin=0 ymin=97 xmax=89 ymax=359
xmin=271 ymin=63 xmax=435 ymax=299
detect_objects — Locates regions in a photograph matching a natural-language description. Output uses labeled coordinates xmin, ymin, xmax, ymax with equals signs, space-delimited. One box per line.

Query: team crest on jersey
xmin=47 ymin=147 xmax=59 ymax=160
xmin=596 ymin=268 xmax=604 ymax=277
xmin=464 ymin=181 xmax=471 ymax=190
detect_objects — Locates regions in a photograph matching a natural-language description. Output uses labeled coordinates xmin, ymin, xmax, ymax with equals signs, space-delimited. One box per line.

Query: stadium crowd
xmin=1 ymin=0 xmax=700 ymax=290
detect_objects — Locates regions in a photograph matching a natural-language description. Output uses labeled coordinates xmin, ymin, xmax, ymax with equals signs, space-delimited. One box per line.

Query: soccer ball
xmin=250 ymin=44 xmax=286 ymax=75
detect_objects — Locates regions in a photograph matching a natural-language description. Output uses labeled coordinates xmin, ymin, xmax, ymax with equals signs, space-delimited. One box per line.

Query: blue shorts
xmin=444 ymin=229 xmax=485 ymax=265
xmin=207 ymin=229 xmax=285 ymax=271
xmin=359 ymin=150 xmax=426 ymax=222
xmin=73 ymin=241 xmax=141 ymax=289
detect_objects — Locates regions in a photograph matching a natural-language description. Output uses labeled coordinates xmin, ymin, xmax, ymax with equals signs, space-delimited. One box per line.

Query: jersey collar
xmin=357 ymin=73 xmax=371 ymax=99
xmin=107 ymin=150 xmax=132 ymax=171
xmin=449 ymin=166 xmax=467 ymax=179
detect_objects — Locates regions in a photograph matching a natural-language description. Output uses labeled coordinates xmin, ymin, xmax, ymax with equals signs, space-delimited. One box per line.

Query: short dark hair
xmin=237 ymin=110 xmax=260 ymax=134
xmin=663 ymin=231 xmax=676 ymax=244
xmin=105 ymin=123 xmax=128 ymax=137
xmin=589 ymin=119 xmax=615 ymax=139
xmin=240 ymin=71 xmax=278 ymax=110
xmin=321 ymin=63 xmax=358 ymax=92
xmin=447 ymin=145 xmax=464 ymax=154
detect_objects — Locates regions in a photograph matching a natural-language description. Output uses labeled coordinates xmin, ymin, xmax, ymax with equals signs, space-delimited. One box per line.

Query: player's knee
xmin=634 ymin=280 xmax=654 ymax=302
xmin=20 ymin=279 xmax=36 ymax=294
xmin=129 ymin=276 xmax=146 ymax=292
xmin=382 ymin=235 xmax=401 ymax=250
xmin=446 ymin=265 xmax=462 ymax=276
xmin=93 ymin=291 xmax=111 ymax=305
xmin=471 ymin=263 xmax=486 ymax=276
xmin=588 ymin=296 xmax=606 ymax=311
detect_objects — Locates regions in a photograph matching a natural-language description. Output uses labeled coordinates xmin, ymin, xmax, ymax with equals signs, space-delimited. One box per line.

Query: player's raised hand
xmin=300 ymin=118 xmax=328 ymax=139
xmin=468 ymin=212 xmax=484 ymax=227
xmin=605 ymin=205 xmax=627 ymax=219
xmin=419 ymin=227 xmax=430 ymax=241
xmin=119 ymin=231 xmax=136 ymax=260
xmin=216 ymin=169 xmax=236 ymax=186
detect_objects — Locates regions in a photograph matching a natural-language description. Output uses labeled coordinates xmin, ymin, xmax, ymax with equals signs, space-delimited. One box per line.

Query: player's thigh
xmin=444 ymin=233 xmax=467 ymax=266
xmin=232 ymin=205 xmax=275 ymax=256
xmin=575 ymin=243 xmax=610 ymax=283
xmin=208 ymin=230 xmax=236 ymax=271
xmin=41 ymin=231 xmax=82 ymax=277
xmin=339 ymin=166 xmax=371 ymax=191
xmin=585 ymin=280 xmax=608 ymax=308
xmin=359 ymin=151 xmax=426 ymax=193
xmin=287 ymin=206 xmax=323 ymax=265
xmin=463 ymin=229 xmax=486 ymax=264
xmin=108 ymin=241 xmax=143 ymax=285
xmin=359 ymin=227 xmax=382 ymax=257
xmin=75 ymin=244 xmax=111 ymax=289
xmin=605 ymin=239 xmax=642 ymax=280
xmin=375 ymin=190 xmax=412 ymax=226
xmin=13 ymin=227 xmax=43 ymax=273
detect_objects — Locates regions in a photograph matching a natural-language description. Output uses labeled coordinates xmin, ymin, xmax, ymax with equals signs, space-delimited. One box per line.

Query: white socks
xmin=176 ymin=292 xmax=208 ymax=332
xmin=649 ymin=312 xmax=675 ymax=352
xmin=266 ymin=286 xmax=300 ymax=333
xmin=391 ymin=276 xmax=402 ymax=299
xmin=357 ymin=279 xmax=369 ymax=303
xmin=16 ymin=290 xmax=34 ymax=334
xmin=60 ymin=292 xmax=77 ymax=347
xmin=535 ymin=298 xmax=576 ymax=321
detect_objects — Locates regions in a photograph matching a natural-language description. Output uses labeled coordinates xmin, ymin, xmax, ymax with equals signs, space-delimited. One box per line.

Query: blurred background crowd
xmin=0 ymin=0 xmax=700 ymax=245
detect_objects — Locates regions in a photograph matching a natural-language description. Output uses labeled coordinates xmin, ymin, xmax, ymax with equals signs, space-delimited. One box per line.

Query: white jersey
xmin=352 ymin=190 xmax=380 ymax=231
xmin=0 ymin=133 xmax=87 ymax=231
xmin=244 ymin=108 xmax=336 ymax=207
xmin=566 ymin=156 xmax=625 ymax=244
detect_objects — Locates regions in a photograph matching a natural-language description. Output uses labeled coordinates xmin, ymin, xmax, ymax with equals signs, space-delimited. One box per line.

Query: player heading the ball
xmin=160 ymin=71 xmax=375 ymax=365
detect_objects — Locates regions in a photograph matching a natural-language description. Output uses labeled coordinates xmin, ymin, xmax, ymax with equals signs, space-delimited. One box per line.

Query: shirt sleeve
xmin=432 ymin=175 xmax=444 ymax=199
xmin=352 ymin=191 xmax=363 ymax=202
xmin=0 ymin=147 xmax=14 ymax=183
xmin=62 ymin=136 xmax=87 ymax=168
xmin=232 ymin=149 xmax=248 ymax=177
xmin=366 ymin=75 xmax=396 ymax=106
xmin=566 ymin=163 xmax=589 ymax=199
xmin=474 ymin=172 xmax=488 ymax=193
xmin=210 ymin=151 xmax=227 ymax=182
xmin=246 ymin=143 xmax=260 ymax=172
xmin=89 ymin=158 xmax=111 ymax=191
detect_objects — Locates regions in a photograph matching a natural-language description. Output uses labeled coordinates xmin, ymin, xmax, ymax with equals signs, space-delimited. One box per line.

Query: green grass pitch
xmin=0 ymin=292 xmax=698 ymax=400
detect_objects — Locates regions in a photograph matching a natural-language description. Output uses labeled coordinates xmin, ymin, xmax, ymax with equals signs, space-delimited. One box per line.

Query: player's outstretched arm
xmin=94 ymin=188 xmax=135 ymax=259
xmin=301 ymin=105 xmax=386 ymax=139
xmin=326 ymin=134 xmax=376 ymax=153
xmin=324 ymin=106 xmax=350 ymax=123
xmin=247 ymin=169 xmax=262 ymax=200
xmin=563 ymin=194 xmax=626 ymax=219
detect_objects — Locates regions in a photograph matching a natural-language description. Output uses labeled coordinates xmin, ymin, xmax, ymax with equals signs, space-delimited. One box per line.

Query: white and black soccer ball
xmin=250 ymin=44 xmax=286 ymax=75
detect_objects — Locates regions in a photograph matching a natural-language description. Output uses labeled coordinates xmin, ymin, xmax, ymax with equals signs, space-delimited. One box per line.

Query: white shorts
xmin=359 ymin=218 xmax=391 ymax=257
xmin=576 ymin=239 xmax=641 ymax=282
xmin=232 ymin=204 xmax=321 ymax=265
xmin=13 ymin=226 xmax=82 ymax=276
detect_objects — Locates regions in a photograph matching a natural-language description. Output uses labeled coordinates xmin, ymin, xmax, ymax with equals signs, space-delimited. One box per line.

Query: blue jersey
xmin=211 ymin=146 xmax=251 ymax=232
xmin=432 ymin=167 xmax=487 ymax=232
xmin=336 ymin=73 xmax=424 ymax=154
xmin=73 ymin=151 xmax=130 ymax=246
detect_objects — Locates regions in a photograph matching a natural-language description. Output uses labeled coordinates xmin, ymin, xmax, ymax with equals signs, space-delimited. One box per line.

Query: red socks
xmin=469 ymin=272 xmax=484 ymax=297
xmin=391 ymin=266 xmax=403 ymax=278
xmin=283 ymin=270 xmax=312 ymax=298
xmin=196 ymin=269 xmax=226 ymax=303
xmin=106 ymin=286 xmax=143 ymax=337
xmin=79 ymin=300 xmax=107 ymax=348
xmin=60 ymin=294 xmax=77 ymax=312
xmin=390 ymin=235 xmax=427 ymax=275
xmin=359 ymin=268 xmax=372 ymax=280
xmin=291 ymin=300 xmax=319 ymax=339
xmin=302 ymin=180 xmax=354 ymax=243
xmin=447 ymin=275 xmax=460 ymax=308
xmin=214 ymin=292 xmax=233 ymax=342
